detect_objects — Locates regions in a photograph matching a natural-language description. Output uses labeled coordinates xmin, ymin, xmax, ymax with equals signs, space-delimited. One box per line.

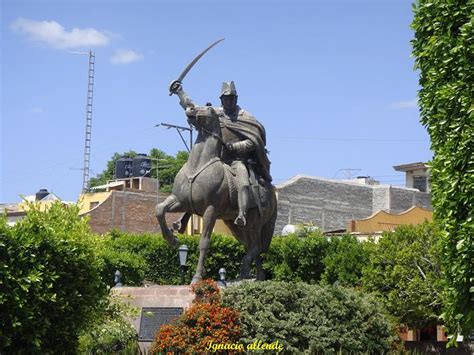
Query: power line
xmin=277 ymin=136 xmax=426 ymax=142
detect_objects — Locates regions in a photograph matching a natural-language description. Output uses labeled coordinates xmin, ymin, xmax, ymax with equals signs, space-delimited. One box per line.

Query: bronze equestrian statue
xmin=155 ymin=40 xmax=276 ymax=283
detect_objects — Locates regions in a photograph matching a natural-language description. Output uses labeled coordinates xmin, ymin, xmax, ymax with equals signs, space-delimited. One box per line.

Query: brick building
xmin=79 ymin=177 xmax=183 ymax=235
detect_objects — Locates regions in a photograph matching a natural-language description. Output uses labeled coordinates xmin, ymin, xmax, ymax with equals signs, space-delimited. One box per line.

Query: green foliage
xmin=96 ymin=247 xmax=147 ymax=287
xmin=321 ymin=234 xmax=369 ymax=286
xmin=0 ymin=202 xmax=108 ymax=353
xmin=222 ymin=281 xmax=397 ymax=353
xmin=98 ymin=231 xmax=369 ymax=287
xmin=89 ymin=149 xmax=189 ymax=193
xmin=264 ymin=232 xmax=330 ymax=282
xmin=98 ymin=231 xmax=245 ymax=285
xmin=149 ymin=149 xmax=189 ymax=193
xmin=362 ymin=223 xmax=442 ymax=329
xmin=78 ymin=294 xmax=139 ymax=354
xmin=412 ymin=0 xmax=474 ymax=337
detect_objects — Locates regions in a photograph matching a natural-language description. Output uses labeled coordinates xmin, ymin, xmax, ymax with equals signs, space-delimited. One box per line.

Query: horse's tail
xmin=260 ymin=187 xmax=277 ymax=253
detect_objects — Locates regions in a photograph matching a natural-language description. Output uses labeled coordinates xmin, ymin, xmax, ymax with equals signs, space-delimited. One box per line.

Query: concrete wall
xmin=276 ymin=176 xmax=374 ymax=233
xmin=275 ymin=175 xmax=432 ymax=234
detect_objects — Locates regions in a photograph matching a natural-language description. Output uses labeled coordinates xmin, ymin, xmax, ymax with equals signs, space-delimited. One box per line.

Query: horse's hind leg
xmin=172 ymin=212 xmax=191 ymax=234
xmin=240 ymin=243 xmax=262 ymax=280
xmin=255 ymin=255 xmax=265 ymax=281
xmin=155 ymin=195 xmax=182 ymax=248
xmin=192 ymin=205 xmax=217 ymax=284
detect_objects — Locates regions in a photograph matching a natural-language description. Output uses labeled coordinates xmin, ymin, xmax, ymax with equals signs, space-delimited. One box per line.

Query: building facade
xmin=275 ymin=175 xmax=432 ymax=234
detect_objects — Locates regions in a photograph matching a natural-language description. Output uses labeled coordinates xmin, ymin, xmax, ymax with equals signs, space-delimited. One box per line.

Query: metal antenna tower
xmin=82 ymin=50 xmax=95 ymax=192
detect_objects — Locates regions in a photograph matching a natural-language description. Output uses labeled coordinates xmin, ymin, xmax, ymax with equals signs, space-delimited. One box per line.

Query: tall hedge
xmin=222 ymin=281 xmax=397 ymax=353
xmin=412 ymin=0 xmax=474 ymax=337
xmin=99 ymin=232 xmax=246 ymax=285
xmin=99 ymin=231 xmax=372 ymax=287
xmin=0 ymin=203 xmax=108 ymax=353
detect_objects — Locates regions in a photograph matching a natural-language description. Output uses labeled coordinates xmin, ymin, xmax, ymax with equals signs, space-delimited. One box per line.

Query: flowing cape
xmin=220 ymin=109 xmax=272 ymax=182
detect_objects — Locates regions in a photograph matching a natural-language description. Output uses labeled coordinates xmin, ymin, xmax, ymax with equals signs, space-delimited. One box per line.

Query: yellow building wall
xmin=349 ymin=206 xmax=433 ymax=234
xmin=17 ymin=200 xmax=58 ymax=212
xmin=184 ymin=216 xmax=233 ymax=236
xmin=77 ymin=192 xmax=112 ymax=215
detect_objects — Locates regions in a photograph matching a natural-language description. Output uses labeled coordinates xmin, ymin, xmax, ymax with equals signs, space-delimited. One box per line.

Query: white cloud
xmin=389 ymin=99 xmax=418 ymax=110
xmin=11 ymin=17 xmax=110 ymax=49
xmin=110 ymin=49 xmax=144 ymax=64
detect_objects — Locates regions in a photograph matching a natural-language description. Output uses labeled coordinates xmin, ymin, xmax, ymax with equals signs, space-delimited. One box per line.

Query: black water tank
xmin=132 ymin=154 xmax=152 ymax=177
xmin=35 ymin=188 xmax=49 ymax=201
xmin=115 ymin=157 xmax=133 ymax=179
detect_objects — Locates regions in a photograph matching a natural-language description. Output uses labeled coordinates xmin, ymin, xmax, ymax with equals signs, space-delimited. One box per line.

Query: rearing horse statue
xmin=155 ymin=105 xmax=277 ymax=283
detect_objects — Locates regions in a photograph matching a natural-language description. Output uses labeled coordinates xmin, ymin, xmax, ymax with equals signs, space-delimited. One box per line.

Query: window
xmin=413 ymin=176 xmax=427 ymax=192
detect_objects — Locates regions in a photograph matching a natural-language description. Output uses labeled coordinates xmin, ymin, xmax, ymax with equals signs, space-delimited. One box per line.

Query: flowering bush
xmin=191 ymin=278 xmax=221 ymax=305
xmin=150 ymin=280 xmax=241 ymax=353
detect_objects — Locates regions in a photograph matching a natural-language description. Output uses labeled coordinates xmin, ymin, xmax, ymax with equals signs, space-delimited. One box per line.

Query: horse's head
xmin=186 ymin=105 xmax=220 ymax=133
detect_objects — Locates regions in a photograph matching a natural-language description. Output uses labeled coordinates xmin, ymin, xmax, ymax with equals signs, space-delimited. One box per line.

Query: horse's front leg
xmin=192 ymin=205 xmax=217 ymax=284
xmin=155 ymin=195 xmax=182 ymax=248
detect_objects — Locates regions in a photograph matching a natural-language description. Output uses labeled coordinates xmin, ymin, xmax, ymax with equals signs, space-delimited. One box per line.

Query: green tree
xmin=412 ymin=0 xmax=474 ymax=338
xmin=0 ymin=202 xmax=108 ymax=353
xmin=361 ymin=223 xmax=442 ymax=329
xmin=321 ymin=234 xmax=369 ymax=287
xmin=89 ymin=149 xmax=189 ymax=192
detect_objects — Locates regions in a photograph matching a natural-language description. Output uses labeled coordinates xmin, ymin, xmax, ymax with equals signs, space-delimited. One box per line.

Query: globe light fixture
xmin=218 ymin=267 xmax=227 ymax=287
xmin=178 ymin=245 xmax=189 ymax=284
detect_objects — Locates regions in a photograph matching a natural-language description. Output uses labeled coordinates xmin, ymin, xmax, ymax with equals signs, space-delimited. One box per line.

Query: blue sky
xmin=1 ymin=0 xmax=431 ymax=203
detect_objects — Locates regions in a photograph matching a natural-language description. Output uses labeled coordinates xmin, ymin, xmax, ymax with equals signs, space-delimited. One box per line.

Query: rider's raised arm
xmin=169 ymin=80 xmax=196 ymax=110
xmin=176 ymin=87 xmax=196 ymax=110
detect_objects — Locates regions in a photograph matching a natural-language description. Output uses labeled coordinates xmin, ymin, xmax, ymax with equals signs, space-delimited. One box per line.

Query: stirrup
xmin=234 ymin=215 xmax=246 ymax=226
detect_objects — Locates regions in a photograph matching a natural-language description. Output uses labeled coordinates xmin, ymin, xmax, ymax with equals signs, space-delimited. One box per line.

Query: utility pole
xmin=156 ymin=122 xmax=194 ymax=234
xmin=157 ymin=122 xmax=193 ymax=152
xmin=82 ymin=50 xmax=95 ymax=193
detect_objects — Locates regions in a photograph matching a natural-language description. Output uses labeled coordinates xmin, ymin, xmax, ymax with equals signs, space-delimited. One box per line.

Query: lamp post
xmin=218 ymin=268 xmax=227 ymax=287
xmin=178 ymin=245 xmax=189 ymax=284
xmin=114 ymin=270 xmax=122 ymax=287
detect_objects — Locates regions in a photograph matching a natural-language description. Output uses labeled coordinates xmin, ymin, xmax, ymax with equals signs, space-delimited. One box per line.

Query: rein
xmin=193 ymin=119 xmax=226 ymax=146
xmin=185 ymin=119 xmax=224 ymax=215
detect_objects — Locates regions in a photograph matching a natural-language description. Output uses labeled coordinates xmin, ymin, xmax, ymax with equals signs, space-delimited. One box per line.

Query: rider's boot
xmin=234 ymin=186 xmax=249 ymax=226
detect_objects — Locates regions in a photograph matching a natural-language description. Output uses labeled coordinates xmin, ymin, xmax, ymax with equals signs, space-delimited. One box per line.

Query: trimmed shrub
xmin=96 ymin=248 xmax=147 ymax=287
xmin=222 ymin=281 xmax=397 ymax=353
xmin=150 ymin=280 xmax=241 ymax=353
xmin=100 ymin=232 xmax=245 ymax=285
xmin=0 ymin=202 xmax=108 ymax=353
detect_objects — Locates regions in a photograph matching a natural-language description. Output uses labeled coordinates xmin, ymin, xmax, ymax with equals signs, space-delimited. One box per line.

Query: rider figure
xmin=173 ymin=81 xmax=272 ymax=226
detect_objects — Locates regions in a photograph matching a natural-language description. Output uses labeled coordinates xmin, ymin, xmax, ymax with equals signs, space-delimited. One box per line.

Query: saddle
xmin=223 ymin=161 xmax=270 ymax=215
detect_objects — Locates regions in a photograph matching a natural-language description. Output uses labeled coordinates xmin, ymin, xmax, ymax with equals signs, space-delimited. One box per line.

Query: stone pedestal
xmin=113 ymin=285 xmax=195 ymax=352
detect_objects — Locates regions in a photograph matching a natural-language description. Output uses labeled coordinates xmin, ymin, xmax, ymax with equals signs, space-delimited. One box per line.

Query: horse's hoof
xmin=172 ymin=221 xmax=181 ymax=231
xmin=191 ymin=276 xmax=202 ymax=284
